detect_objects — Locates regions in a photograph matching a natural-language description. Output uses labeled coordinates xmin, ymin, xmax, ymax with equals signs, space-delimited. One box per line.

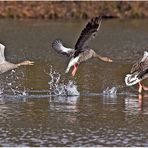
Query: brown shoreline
xmin=0 ymin=1 xmax=148 ymax=20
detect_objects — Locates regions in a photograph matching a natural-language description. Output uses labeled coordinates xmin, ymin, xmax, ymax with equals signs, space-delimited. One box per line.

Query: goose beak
xmin=103 ymin=57 xmax=113 ymax=62
xmin=108 ymin=58 xmax=113 ymax=62
xmin=72 ymin=64 xmax=78 ymax=76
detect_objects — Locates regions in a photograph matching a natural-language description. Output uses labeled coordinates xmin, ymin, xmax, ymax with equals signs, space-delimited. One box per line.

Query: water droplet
xmin=103 ymin=86 xmax=117 ymax=95
xmin=48 ymin=66 xmax=79 ymax=96
xmin=8 ymin=83 xmax=12 ymax=86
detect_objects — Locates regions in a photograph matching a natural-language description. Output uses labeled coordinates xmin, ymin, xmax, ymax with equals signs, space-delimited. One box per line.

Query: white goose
xmin=125 ymin=51 xmax=148 ymax=93
xmin=0 ymin=43 xmax=34 ymax=74
xmin=52 ymin=16 xmax=113 ymax=76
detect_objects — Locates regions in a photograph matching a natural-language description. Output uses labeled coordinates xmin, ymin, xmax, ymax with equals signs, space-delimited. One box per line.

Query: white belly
xmin=65 ymin=56 xmax=79 ymax=73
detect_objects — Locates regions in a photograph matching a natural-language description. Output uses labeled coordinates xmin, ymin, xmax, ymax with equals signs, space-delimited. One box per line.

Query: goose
xmin=125 ymin=51 xmax=148 ymax=93
xmin=52 ymin=16 xmax=113 ymax=76
xmin=0 ymin=43 xmax=34 ymax=74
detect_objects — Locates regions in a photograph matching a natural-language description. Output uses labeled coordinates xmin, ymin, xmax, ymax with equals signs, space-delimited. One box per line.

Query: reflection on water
xmin=49 ymin=96 xmax=79 ymax=113
xmin=0 ymin=19 xmax=148 ymax=146
xmin=125 ymin=96 xmax=142 ymax=115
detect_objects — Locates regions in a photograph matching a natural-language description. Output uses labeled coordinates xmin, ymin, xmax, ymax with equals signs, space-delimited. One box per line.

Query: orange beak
xmin=72 ymin=64 xmax=78 ymax=76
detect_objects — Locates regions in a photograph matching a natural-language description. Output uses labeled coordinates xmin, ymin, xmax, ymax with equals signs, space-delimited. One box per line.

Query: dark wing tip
xmin=75 ymin=16 xmax=102 ymax=51
xmin=92 ymin=16 xmax=102 ymax=23
xmin=81 ymin=16 xmax=102 ymax=36
xmin=90 ymin=16 xmax=102 ymax=31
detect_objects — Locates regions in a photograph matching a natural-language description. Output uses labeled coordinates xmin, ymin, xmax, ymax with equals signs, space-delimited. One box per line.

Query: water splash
xmin=53 ymin=80 xmax=80 ymax=96
xmin=48 ymin=65 xmax=79 ymax=96
xmin=3 ymin=69 xmax=26 ymax=94
xmin=103 ymin=86 xmax=117 ymax=96
xmin=0 ymin=69 xmax=28 ymax=97
xmin=102 ymin=86 xmax=117 ymax=104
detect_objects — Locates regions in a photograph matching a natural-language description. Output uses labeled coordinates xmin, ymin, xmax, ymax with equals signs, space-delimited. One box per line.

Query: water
xmin=48 ymin=65 xmax=79 ymax=96
xmin=0 ymin=19 xmax=148 ymax=146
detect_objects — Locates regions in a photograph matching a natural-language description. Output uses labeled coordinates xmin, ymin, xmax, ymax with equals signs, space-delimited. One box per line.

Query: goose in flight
xmin=52 ymin=16 xmax=113 ymax=76
xmin=125 ymin=51 xmax=148 ymax=93
xmin=0 ymin=43 xmax=34 ymax=74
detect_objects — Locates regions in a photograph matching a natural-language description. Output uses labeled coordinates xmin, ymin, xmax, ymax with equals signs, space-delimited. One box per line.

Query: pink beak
xmin=72 ymin=64 xmax=78 ymax=76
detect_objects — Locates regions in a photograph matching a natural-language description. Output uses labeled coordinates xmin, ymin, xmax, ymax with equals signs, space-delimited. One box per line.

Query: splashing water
xmin=48 ymin=65 xmax=80 ymax=96
xmin=2 ymin=69 xmax=28 ymax=96
xmin=103 ymin=86 xmax=117 ymax=95
xmin=54 ymin=80 xmax=80 ymax=96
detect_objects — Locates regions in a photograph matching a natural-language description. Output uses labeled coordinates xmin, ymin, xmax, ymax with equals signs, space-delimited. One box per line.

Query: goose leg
xmin=72 ymin=64 xmax=78 ymax=76
xmin=138 ymin=94 xmax=142 ymax=111
xmin=138 ymin=82 xmax=143 ymax=93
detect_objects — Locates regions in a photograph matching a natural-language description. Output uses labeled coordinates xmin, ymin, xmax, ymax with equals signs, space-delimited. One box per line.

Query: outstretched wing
xmin=0 ymin=43 xmax=5 ymax=63
xmin=52 ymin=39 xmax=75 ymax=57
xmin=75 ymin=16 xmax=102 ymax=52
xmin=131 ymin=51 xmax=148 ymax=74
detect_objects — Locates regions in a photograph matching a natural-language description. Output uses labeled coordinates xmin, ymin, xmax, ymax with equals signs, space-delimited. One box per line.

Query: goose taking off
xmin=125 ymin=51 xmax=148 ymax=93
xmin=52 ymin=16 xmax=113 ymax=76
xmin=0 ymin=43 xmax=34 ymax=74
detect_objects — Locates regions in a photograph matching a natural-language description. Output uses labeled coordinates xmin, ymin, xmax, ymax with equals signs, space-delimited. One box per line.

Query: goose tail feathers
xmin=125 ymin=74 xmax=141 ymax=86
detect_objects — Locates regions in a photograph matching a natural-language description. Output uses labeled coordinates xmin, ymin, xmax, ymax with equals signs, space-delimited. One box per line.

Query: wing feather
xmin=52 ymin=39 xmax=74 ymax=57
xmin=131 ymin=51 xmax=148 ymax=73
xmin=75 ymin=16 xmax=102 ymax=52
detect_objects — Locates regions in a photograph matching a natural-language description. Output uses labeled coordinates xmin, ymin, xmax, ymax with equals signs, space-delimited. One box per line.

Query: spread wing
xmin=131 ymin=51 xmax=148 ymax=74
xmin=0 ymin=43 xmax=5 ymax=63
xmin=52 ymin=39 xmax=75 ymax=57
xmin=74 ymin=16 xmax=102 ymax=52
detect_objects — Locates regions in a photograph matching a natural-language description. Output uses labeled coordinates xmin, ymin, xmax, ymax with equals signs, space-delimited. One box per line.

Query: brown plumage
xmin=125 ymin=51 xmax=148 ymax=93
xmin=52 ymin=16 xmax=113 ymax=76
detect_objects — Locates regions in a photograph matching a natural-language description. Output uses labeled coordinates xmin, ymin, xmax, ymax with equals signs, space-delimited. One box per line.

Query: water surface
xmin=0 ymin=19 xmax=148 ymax=146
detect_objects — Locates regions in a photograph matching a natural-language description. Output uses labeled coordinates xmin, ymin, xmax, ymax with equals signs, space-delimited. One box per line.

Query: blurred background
xmin=0 ymin=1 xmax=148 ymax=20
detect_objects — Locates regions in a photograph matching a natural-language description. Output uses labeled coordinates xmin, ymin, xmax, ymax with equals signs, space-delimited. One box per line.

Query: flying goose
xmin=52 ymin=16 xmax=113 ymax=76
xmin=0 ymin=43 xmax=34 ymax=74
xmin=125 ymin=51 xmax=148 ymax=93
